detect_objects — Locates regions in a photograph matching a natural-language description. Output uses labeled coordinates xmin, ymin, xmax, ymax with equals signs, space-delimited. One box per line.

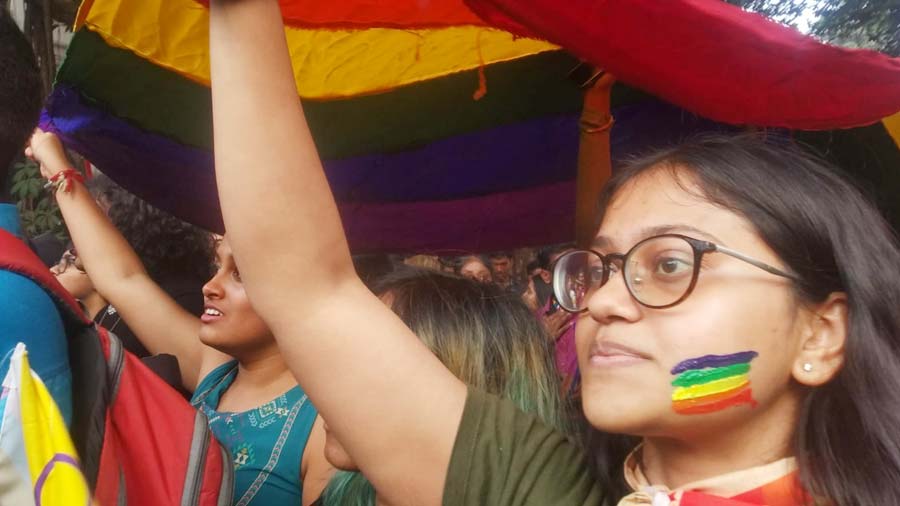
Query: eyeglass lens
xmin=553 ymin=236 xmax=697 ymax=311
xmin=57 ymin=251 xmax=85 ymax=274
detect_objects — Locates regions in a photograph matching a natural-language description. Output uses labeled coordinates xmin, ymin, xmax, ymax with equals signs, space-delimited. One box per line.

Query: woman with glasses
xmin=51 ymin=247 xmax=107 ymax=319
xmin=208 ymin=2 xmax=900 ymax=504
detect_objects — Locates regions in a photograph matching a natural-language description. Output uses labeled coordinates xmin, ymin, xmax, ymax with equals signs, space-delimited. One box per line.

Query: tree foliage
xmin=8 ymin=158 xmax=66 ymax=239
xmin=815 ymin=0 xmax=899 ymax=56
xmin=727 ymin=0 xmax=899 ymax=56
xmin=726 ymin=0 xmax=813 ymax=26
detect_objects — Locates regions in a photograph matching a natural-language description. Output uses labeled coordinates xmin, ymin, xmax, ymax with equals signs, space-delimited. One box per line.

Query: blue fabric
xmin=191 ymin=361 xmax=318 ymax=506
xmin=0 ymin=205 xmax=72 ymax=425
xmin=0 ymin=204 xmax=22 ymax=237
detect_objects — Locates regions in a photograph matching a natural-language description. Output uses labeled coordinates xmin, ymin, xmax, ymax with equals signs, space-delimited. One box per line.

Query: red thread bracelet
xmin=46 ymin=169 xmax=85 ymax=194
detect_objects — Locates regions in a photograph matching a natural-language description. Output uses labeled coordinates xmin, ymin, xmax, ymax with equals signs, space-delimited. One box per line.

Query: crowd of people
xmin=3 ymin=3 xmax=900 ymax=505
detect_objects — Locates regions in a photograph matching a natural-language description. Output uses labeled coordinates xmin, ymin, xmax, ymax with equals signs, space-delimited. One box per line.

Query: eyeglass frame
xmin=551 ymin=233 xmax=799 ymax=312
xmin=55 ymin=249 xmax=86 ymax=275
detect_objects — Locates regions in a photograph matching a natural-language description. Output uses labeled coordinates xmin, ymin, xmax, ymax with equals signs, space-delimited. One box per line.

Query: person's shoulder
xmin=190 ymin=360 xmax=239 ymax=405
xmin=0 ymin=269 xmax=62 ymax=327
xmin=0 ymin=219 xmax=63 ymax=321
xmin=455 ymin=388 xmax=583 ymax=460
xmin=444 ymin=387 xmax=603 ymax=506
xmin=0 ymin=269 xmax=68 ymax=384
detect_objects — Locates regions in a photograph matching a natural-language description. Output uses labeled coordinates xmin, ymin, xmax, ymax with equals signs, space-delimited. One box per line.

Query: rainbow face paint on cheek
xmin=670 ymin=351 xmax=759 ymax=415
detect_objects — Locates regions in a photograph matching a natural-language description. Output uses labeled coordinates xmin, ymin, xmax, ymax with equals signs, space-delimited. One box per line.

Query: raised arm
xmin=208 ymin=1 xmax=466 ymax=504
xmin=27 ymin=130 xmax=222 ymax=391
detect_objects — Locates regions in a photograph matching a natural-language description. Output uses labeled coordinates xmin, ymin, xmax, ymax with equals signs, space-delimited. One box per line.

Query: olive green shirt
xmin=443 ymin=387 xmax=603 ymax=505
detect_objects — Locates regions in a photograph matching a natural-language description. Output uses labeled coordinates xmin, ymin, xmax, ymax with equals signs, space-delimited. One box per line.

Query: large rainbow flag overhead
xmin=43 ymin=0 xmax=900 ymax=253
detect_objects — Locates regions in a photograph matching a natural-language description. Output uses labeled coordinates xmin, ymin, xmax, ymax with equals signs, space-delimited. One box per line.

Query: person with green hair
xmin=313 ymin=267 xmax=571 ymax=506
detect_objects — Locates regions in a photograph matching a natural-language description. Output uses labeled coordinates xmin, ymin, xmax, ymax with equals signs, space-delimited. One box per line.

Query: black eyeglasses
xmin=551 ymin=234 xmax=797 ymax=312
xmin=55 ymin=249 xmax=86 ymax=275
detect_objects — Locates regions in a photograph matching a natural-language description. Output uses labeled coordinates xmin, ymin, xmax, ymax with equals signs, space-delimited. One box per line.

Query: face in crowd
xmin=199 ymin=237 xmax=274 ymax=357
xmin=51 ymin=249 xmax=93 ymax=300
xmin=489 ymin=254 xmax=513 ymax=284
xmin=458 ymin=257 xmax=492 ymax=284
xmin=571 ymin=166 xmax=844 ymax=440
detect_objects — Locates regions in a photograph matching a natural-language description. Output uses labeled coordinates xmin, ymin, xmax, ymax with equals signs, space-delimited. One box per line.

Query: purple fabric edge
xmin=41 ymin=85 xmax=722 ymax=252
xmin=41 ymin=86 xmax=577 ymax=252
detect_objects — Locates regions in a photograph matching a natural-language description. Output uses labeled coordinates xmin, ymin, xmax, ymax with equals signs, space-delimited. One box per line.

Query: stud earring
xmin=802 ymin=363 xmax=813 ymax=372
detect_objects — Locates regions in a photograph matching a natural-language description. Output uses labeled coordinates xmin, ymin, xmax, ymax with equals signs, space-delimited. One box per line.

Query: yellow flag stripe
xmin=16 ymin=348 xmax=91 ymax=506
xmin=79 ymin=0 xmax=558 ymax=99
xmin=671 ymin=374 xmax=749 ymax=401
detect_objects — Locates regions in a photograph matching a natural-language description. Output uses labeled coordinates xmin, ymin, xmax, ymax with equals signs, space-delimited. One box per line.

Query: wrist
xmin=43 ymin=165 xmax=69 ymax=180
xmin=41 ymin=152 xmax=75 ymax=177
xmin=45 ymin=168 xmax=85 ymax=195
xmin=579 ymin=109 xmax=614 ymax=134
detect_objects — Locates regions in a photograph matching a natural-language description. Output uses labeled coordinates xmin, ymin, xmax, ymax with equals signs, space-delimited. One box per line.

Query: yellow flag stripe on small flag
xmin=0 ymin=344 xmax=90 ymax=506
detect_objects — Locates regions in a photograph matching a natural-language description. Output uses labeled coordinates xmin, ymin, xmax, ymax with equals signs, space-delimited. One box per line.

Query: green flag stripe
xmin=56 ymin=29 xmax=653 ymax=160
xmin=671 ymin=362 xmax=751 ymax=388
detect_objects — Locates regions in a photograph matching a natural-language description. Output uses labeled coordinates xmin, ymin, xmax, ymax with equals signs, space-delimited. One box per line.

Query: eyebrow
xmin=592 ymin=224 xmax=726 ymax=251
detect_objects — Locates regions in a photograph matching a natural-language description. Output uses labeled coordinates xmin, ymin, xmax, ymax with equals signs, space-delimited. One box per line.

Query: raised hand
xmin=25 ymin=128 xmax=71 ymax=180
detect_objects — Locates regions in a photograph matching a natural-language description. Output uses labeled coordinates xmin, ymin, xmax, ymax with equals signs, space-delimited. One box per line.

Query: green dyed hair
xmin=321 ymin=267 xmax=570 ymax=506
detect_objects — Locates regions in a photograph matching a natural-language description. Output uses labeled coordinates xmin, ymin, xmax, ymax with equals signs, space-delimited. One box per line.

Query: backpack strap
xmin=0 ymin=227 xmax=90 ymax=333
xmin=182 ymin=411 xmax=212 ymax=506
xmin=69 ymin=325 xmax=112 ymax=489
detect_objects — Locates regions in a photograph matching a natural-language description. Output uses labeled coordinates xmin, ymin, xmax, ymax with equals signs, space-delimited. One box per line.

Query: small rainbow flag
xmin=0 ymin=343 xmax=91 ymax=506
xmin=670 ymin=351 xmax=759 ymax=415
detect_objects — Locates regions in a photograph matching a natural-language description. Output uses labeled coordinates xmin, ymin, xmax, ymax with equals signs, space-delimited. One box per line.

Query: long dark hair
xmin=587 ymin=134 xmax=900 ymax=505
xmin=87 ymin=174 xmax=215 ymax=281
xmin=0 ymin=11 xmax=41 ymax=183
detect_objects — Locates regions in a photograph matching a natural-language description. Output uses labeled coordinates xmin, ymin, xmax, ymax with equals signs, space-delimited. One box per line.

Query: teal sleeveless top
xmin=191 ymin=361 xmax=318 ymax=506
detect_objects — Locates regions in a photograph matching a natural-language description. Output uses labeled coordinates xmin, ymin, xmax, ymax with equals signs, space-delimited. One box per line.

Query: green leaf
xmin=9 ymin=180 xmax=26 ymax=198
xmin=27 ymin=179 xmax=43 ymax=198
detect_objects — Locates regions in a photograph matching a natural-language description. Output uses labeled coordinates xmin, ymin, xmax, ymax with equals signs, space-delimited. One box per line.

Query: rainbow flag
xmin=0 ymin=344 xmax=90 ymax=506
xmin=42 ymin=0 xmax=900 ymax=253
xmin=670 ymin=351 xmax=759 ymax=415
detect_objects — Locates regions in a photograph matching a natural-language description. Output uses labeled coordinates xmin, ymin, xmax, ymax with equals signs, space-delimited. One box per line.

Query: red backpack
xmin=0 ymin=228 xmax=233 ymax=506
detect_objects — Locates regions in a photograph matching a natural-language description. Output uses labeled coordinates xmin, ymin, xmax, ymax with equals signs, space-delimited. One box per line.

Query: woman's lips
xmin=588 ymin=341 xmax=650 ymax=367
xmin=200 ymin=305 xmax=224 ymax=323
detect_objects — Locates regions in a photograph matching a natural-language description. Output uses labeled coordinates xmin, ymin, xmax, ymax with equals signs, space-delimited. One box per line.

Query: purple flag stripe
xmin=671 ymin=351 xmax=759 ymax=375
